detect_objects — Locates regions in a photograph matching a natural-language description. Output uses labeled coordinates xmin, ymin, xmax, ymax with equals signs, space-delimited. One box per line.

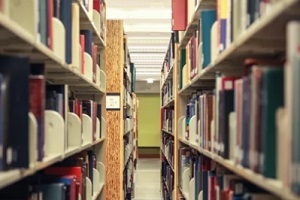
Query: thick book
xmin=60 ymin=0 xmax=72 ymax=64
xmin=201 ymin=10 xmax=216 ymax=68
xmin=42 ymin=175 xmax=77 ymax=200
xmin=36 ymin=183 xmax=66 ymax=200
xmin=0 ymin=55 xmax=30 ymax=170
xmin=261 ymin=68 xmax=284 ymax=178
xmin=29 ymin=74 xmax=45 ymax=161
xmin=45 ymin=166 xmax=84 ymax=200
xmin=171 ymin=0 xmax=187 ymax=31
xmin=80 ymin=30 xmax=93 ymax=56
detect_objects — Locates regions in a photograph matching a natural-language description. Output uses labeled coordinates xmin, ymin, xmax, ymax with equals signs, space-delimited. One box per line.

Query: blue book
xmin=36 ymin=183 xmax=66 ymax=200
xmin=60 ymin=0 xmax=72 ymax=64
xmin=0 ymin=55 xmax=30 ymax=170
xmin=80 ymin=30 xmax=93 ymax=56
xmin=201 ymin=10 xmax=216 ymax=68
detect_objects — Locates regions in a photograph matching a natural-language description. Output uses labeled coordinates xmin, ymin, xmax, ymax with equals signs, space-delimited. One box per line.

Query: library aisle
xmin=134 ymin=159 xmax=161 ymax=200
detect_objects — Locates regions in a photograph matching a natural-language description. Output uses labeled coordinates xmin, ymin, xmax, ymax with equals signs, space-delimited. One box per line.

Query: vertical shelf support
xmin=105 ymin=20 xmax=124 ymax=200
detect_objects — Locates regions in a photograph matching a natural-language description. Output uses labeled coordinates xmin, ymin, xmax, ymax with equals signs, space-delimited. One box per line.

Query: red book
xmin=29 ymin=75 xmax=45 ymax=161
xmin=93 ymin=0 xmax=100 ymax=13
xmin=0 ymin=0 xmax=2 ymax=12
xmin=80 ymin=35 xmax=85 ymax=74
xmin=47 ymin=0 xmax=53 ymax=49
xmin=172 ymin=0 xmax=187 ymax=31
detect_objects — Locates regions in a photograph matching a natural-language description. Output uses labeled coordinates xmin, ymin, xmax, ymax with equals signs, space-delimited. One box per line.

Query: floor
xmin=133 ymin=158 xmax=162 ymax=200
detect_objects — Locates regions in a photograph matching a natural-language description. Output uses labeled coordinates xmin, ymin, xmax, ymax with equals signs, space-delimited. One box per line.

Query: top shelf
xmin=75 ymin=0 xmax=106 ymax=48
xmin=179 ymin=0 xmax=216 ymax=49
xmin=179 ymin=0 xmax=300 ymax=95
xmin=0 ymin=12 xmax=105 ymax=96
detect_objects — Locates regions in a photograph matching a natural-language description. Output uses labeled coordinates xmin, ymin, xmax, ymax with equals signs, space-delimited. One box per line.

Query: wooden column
xmin=105 ymin=20 xmax=124 ymax=200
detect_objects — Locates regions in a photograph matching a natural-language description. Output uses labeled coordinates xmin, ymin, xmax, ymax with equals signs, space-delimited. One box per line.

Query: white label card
xmin=106 ymin=94 xmax=120 ymax=110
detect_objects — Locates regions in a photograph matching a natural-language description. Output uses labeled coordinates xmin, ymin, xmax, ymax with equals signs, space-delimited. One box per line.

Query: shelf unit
xmin=105 ymin=20 xmax=137 ymax=200
xmin=0 ymin=0 xmax=107 ymax=199
xmin=162 ymin=0 xmax=300 ymax=200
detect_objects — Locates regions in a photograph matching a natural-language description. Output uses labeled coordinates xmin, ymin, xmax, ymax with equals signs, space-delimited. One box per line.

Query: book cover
xmin=60 ymin=0 xmax=72 ymax=64
xmin=80 ymin=30 xmax=93 ymax=56
xmin=29 ymin=74 xmax=45 ymax=162
xmin=0 ymin=55 xmax=30 ymax=170
xmin=80 ymin=35 xmax=85 ymax=74
xmin=201 ymin=10 xmax=216 ymax=68
xmin=36 ymin=183 xmax=66 ymax=200
xmin=261 ymin=68 xmax=283 ymax=178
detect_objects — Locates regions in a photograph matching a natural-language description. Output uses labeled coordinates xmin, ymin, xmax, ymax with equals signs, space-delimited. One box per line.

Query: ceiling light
xmin=146 ymin=78 xmax=154 ymax=84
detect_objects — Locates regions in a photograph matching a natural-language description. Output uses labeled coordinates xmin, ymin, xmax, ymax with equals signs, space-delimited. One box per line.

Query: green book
xmin=261 ymin=67 xmax=284 ymax=178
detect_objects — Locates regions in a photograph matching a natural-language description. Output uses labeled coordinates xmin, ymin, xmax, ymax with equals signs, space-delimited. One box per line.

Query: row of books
xmin=162 ymin=133 xmax=174 ymax=168
xmin=178 ymin=0 xmax=281 ymax=89
xmin=0 ymin=0 xmax=104 ymax=85
xmin=180 ymin=20 xmax=300 ymax=195
xmin=0 ymin=55 xmax=103 ymax=172
xmin=162 ymin=183 xmax=172 ymax=200
xmin=161 ymin=108 xmax=174 ymax=133
xmin=123 ymin=154 xmax=134 ymax=200
xmin=179 ymin=151 xmax=279 ymax=200
xmin=124 ymin=131 xmax=134 ymax=199
xmin=0 ymin=149 xmax=104 ymax=200
xmin=161 ymin=158 xmax=174 ymax=200
xmin=161 ymin=79 xmax=174 ymax=106
xmin=161 ymin=33 xmax=176 ymax=83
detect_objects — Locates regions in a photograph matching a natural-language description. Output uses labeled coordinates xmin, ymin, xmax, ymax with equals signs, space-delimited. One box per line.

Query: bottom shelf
xmin=178 ymin=138 xmax=299 ymax=200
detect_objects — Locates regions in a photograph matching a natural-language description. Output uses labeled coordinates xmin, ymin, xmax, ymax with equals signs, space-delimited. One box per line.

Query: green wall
xmin=138 ymin=94 xmax=160 ymax=147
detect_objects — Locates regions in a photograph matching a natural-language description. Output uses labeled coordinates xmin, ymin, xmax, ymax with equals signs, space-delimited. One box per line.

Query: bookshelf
xmin=161 ymin=0 xmax=300 ymax=200
xmin=105 ymin=20 xmax=137 ymax=200
xmin=0 ymin=0 xmax=107 ymax=199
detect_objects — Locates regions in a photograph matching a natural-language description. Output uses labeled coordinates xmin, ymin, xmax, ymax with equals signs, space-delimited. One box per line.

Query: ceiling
xmin=106 ymin=0 xmax=172 ymax=81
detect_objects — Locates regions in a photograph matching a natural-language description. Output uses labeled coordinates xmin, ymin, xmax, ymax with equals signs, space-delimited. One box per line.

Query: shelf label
xmin=106 ymin=93 xmax=120 ymax=110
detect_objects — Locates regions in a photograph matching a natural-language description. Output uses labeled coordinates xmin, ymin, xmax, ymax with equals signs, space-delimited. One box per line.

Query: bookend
xmin=86 ymin=176 xmax=92 ymax=200
xmin=84 ymin=53 xmax=93 ymax=81
xmin=28 ymin=112 xmax=38 ymax=168
xmin=44 ymin=110 xmax=65 ymax=158
xmin=67 ymin=112 xmax=82 ymax=149
xmin=189 ymin=115 xmax=196 ymax=145
xmin=178 ymin=116 xmax=185 ymax=140
xmin=96 ymin=64 xmax=100 ymax=86
xmin=96 ymin=117 xmax=100 ymax=140
xmin=52 ymin=17 xmax=66 ymax=61
xmin=182 ymin=167 xmax=190 ymax=194
xmin=101 ymin=117 xmax=106 ymax=138
xmin=100 ymin=69 xmax=106 ymax=92
xmin=189 ymin=178 xmax=195 ymax=200
xmin=93 ymin=10 xmax=101 ymax=34
xmin=92 ymin=168 xmax=100 ymax=196
xmin=82 ymin=114 xmax=93 ymax=146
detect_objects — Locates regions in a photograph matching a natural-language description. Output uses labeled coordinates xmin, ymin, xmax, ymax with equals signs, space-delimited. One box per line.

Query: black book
xmin=0 ymin=55 xmax=30 ymax=170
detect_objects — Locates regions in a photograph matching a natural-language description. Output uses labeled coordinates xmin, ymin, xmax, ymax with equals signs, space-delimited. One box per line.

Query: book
xmin=35 ymin=183 xmax=66 ymax=200
xmin=60 ymin=0 xmax=72 ymax=64
xmin=29 ymin=74 xmax=45 ymax=162
xmin=0 ymin=55 xmax=30 ymax=170
xmin=201 ymin=10 xmax=216 ymax=68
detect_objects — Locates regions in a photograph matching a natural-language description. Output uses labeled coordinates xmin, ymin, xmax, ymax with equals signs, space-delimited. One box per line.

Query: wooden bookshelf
xmin=0 ymin=0 xmax=107 ymax=199
xmin=163 ymin=0 xmax=300 ymax=200
xmin=105 ymin=20 xmax=136 ymax=200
